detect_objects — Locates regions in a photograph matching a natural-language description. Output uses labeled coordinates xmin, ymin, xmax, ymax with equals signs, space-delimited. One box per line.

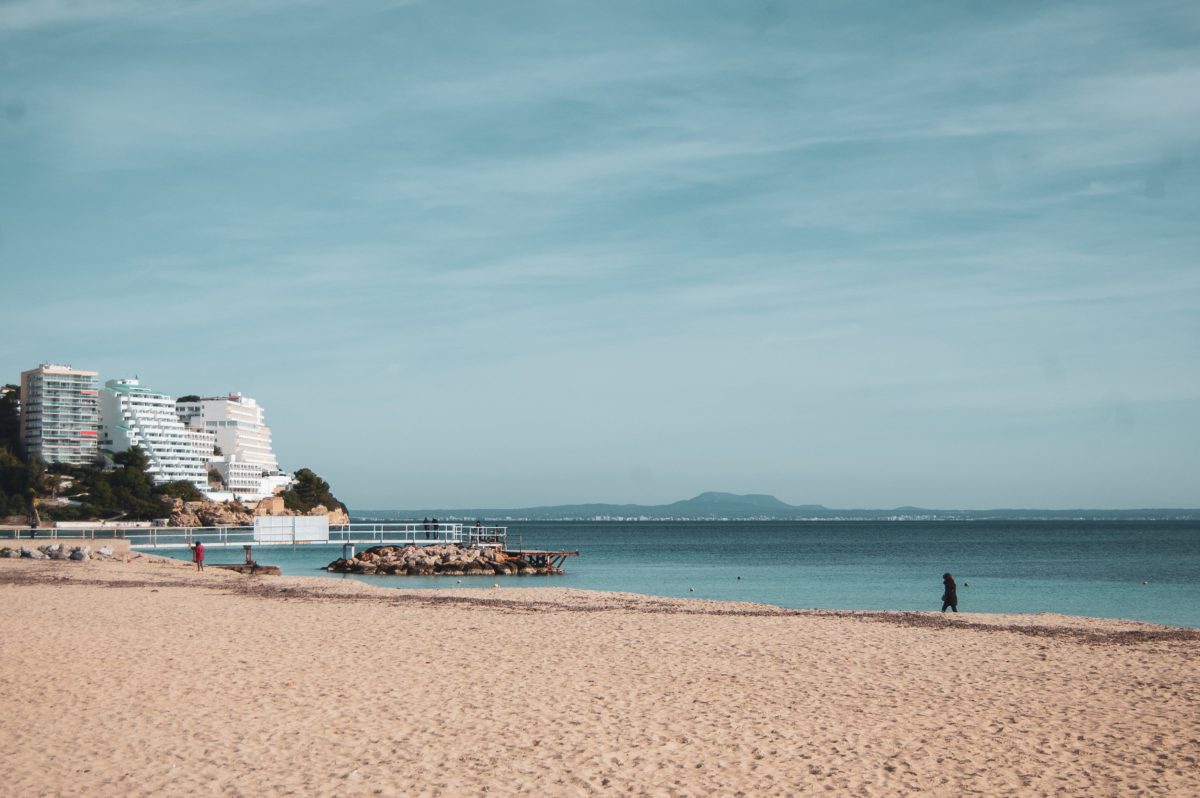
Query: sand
xmin=2 ymin=555 xmax=1197 ymax=797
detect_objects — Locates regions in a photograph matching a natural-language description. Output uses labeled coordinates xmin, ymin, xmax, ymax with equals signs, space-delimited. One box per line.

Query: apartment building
xmin=176 ymin=392 xmax=290 ymax=499
xmin=18 ymin=363 xmax=100 ymax=465
xmin=99 ymin=378 xmax=215 ymax=489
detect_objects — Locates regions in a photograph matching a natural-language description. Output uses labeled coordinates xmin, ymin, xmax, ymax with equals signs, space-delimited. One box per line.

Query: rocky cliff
xmin=165 ymin=496 xmax=350 ymax=527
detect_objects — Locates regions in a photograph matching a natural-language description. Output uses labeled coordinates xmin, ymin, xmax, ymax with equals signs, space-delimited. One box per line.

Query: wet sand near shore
xmin=2 ymin=555 xmax=1197 ymax=797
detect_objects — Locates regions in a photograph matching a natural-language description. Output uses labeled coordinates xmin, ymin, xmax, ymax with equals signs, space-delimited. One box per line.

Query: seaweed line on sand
xmin=4 ymin=566 xmax=1199 ymax=647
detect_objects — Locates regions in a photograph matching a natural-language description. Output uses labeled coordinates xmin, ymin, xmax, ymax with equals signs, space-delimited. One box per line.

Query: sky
xmin=1 ymin=0 xmax=1198 ymax=510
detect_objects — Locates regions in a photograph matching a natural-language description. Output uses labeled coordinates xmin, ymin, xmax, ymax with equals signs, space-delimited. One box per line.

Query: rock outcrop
xmin=252 ymin=496 xmax=349 ymax=525
xmin=165 ymin=497 xmax=350 ymax=527
xmin=326 ymin=544 xmax=561 ymax=576
xmin=166 ymin=498 xmax=254 ymax=527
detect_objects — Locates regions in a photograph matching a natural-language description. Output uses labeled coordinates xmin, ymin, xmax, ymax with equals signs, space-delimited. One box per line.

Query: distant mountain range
xmin=356 ymin=491 xmax=1200 ymax=521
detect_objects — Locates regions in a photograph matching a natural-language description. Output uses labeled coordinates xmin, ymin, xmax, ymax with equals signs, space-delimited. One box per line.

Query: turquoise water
xmin=167 ymin=520 xmax=1200 ymax=628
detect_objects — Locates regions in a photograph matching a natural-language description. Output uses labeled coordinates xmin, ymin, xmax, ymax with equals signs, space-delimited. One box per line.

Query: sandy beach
xmin=2 ymin=554 xmax=1197 ymax=797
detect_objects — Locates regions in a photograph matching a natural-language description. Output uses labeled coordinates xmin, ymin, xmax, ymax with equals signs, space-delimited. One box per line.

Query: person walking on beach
xmin=941 ymin=572 xmax=957 ymax=612
xmin=192 ymin=540 xmax=205 ymax=572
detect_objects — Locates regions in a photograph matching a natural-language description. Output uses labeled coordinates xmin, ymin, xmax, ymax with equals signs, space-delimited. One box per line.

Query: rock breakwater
xmin=1 ymin=543 xmax=119 ymax=561
xmin=326 ymin=544 xmax=562 ymax=576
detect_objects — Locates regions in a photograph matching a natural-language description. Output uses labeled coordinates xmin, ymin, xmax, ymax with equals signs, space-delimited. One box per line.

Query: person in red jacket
xmin=192 ymin=540 xmax=205 ymax=571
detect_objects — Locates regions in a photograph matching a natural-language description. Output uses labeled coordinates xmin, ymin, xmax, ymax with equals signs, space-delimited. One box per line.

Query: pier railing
xmin=0 ymin=522 xmax=508 ymax=549
xmin=327 ymin=523 xmax=507 ymax=547
xmin=0 ymin=525 xmax=255 ymax=547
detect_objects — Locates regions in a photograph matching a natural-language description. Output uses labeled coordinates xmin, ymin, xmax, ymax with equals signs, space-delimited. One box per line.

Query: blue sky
xmin=1 ymin=0 xmax=1197 ymax=509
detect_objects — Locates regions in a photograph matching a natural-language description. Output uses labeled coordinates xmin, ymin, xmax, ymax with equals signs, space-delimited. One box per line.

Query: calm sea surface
xmin=165 ymin=520 xmax=1200 ymax=628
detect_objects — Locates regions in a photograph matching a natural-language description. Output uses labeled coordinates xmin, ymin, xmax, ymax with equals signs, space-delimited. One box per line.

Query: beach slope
xmin=2 ymin=556 xmax=1197 ymax=796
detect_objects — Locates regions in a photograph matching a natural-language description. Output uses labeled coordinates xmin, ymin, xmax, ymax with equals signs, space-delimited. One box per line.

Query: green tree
xmin=157 ymin=480 xmax=205 ymax=502
xmin=208 ymin=467 xmax=225 ymax=487
xmin=0 ymin=447 xmax=35 ymax=517
xmin=113 ymin=446 xmax=151 ymax=473
xmin=84 ymin=479 xmax=115 ymax=515
xmin=104 ymin=447 xmax=163 ymax=519
xmin=0 ymin=449 xmax=32 ymax=499
xmin=7 ymin=443 xmax=209 ymax=523
xmin=0 ymin=448 xmax=43 ymax=523
xmin=280 ymin=468 xmax=346 ymax=513
xmin=0 ymin=385 xmax=21 ymax=454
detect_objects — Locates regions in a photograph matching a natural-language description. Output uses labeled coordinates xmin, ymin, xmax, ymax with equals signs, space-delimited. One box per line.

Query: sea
xmin=162 ymin=520 xmax=1200 ymax=629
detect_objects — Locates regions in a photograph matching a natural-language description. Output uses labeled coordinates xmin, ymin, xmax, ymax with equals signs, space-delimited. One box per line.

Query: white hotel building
xmin=175 ymin=393 xmax=290 ymax=500
xmin=98 ymin=379 xmax=215 ymax=489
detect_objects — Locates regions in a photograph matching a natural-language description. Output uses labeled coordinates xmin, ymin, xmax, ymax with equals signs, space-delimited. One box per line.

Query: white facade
xmin=99 ymin=379 xmax=215 ymax=489
xmin=208 ymin=454 xmax=291 ymax=500
xmin=176 ymin=392 xmax=289 ymax=500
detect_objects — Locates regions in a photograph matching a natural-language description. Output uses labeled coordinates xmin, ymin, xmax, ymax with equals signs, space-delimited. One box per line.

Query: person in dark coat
xmin=941 ymin=572 xmax=958 ymax=612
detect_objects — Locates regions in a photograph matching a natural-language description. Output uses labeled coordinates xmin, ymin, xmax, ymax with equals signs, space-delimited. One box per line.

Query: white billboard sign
xmin=253 ymin=516 xmax=330 ymax=543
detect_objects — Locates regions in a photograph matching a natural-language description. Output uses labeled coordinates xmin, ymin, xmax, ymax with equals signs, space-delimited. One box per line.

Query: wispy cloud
xmin=0 ymin=0 xmax=159 ymax=32
xmin=33 ymin=67 xmax=359 ymax=167
xmin=0 ymin=0 xmax=418 ymax=34
xmin=4 ymin=0 xmax=1198 ymax=506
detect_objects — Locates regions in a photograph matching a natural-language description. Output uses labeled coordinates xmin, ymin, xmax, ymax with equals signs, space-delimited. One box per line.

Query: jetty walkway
xmin=2 ymin=521 xmax=505 ymax=549
xmin=1 ymin=519 xmax=578 ymax=569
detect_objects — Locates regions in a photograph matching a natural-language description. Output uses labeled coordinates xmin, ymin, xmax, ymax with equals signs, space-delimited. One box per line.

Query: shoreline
xmin=9 ymin=518 xmax=1199 ymax=629
xmin=3 ymin=555 xmax=1198 ymax=796
xmin=141 ymin=545 xmax=1200 ymax=631
xmin=7 ymin=552 xmax=1198 ymax=639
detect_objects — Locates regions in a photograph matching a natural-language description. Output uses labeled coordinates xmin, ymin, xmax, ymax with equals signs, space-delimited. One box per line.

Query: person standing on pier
xmin=192 ymin=540 xmax=206 ymax=572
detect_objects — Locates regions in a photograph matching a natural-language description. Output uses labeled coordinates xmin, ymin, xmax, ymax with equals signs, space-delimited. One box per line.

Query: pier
xmin=1 ymin=519 xmax=578 ymax=573
xmin=2 ymin=520 xmax=510 ymax=550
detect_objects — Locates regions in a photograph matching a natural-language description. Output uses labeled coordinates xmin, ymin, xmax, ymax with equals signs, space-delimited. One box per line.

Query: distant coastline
xmin=356 ymin=491 xmax=1200 ymax=523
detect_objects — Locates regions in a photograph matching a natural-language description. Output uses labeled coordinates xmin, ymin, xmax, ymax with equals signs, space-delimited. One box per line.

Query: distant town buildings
xmin=18 ymin=363 xmax=100 ymax=466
